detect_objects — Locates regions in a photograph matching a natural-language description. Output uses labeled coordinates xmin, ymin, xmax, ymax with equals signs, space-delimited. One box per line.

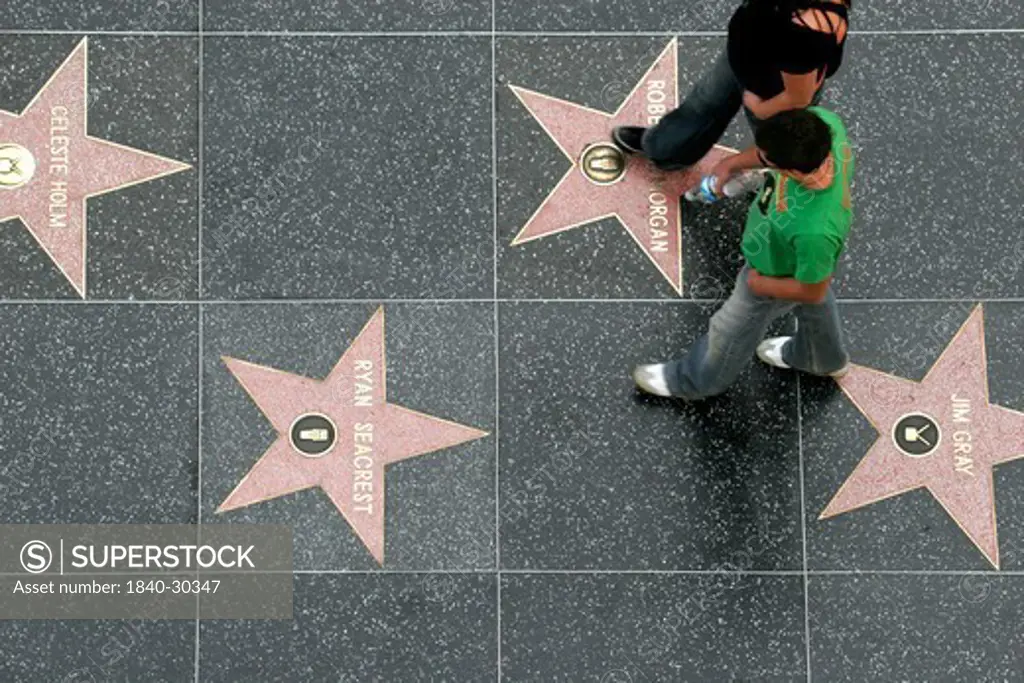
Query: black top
xmin=728 ymin=0 xmax=849 ymax=100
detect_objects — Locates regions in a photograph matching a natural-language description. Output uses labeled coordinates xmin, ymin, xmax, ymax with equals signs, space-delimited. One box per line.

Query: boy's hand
xmin=747 ymin=267 xmax=763 ymax=290
xmin=706 ymin=146 xmax=765 ymax=191
xmin=710 ymin=156 xmax=738 ymax=188
xmin=742 ymin=90 xmax=765 ymax=114
xmin=748 ymin=267 xmax=831 ymax=304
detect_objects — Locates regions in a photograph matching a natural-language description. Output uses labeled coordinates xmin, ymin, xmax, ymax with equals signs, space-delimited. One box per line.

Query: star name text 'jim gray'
xmin=952 ymin=395 xmax=975 ymax=477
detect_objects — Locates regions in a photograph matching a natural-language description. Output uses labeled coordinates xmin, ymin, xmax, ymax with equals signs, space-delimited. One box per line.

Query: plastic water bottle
xmin=685 ymin=171 xmax=766 ymax=204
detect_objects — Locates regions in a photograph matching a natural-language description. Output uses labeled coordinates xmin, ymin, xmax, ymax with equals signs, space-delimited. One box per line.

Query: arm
xmin=748 ymin=269 xmax=830 ymax=304
xmin=746 ymin=6 xmax=845 ymax=120
xmin=748 ymin=233 xmax=840 ymax=304
xmin=743 ymin=70 xmax=824 ymax=120
xmin=708 ymin=145 xmax=764 ymax=187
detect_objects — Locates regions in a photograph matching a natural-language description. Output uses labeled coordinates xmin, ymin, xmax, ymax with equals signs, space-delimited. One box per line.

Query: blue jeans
xmin=664 ymin=265 xmax=848 ymax=400
xmin=642 ymin=50 xmax=823 ymax=170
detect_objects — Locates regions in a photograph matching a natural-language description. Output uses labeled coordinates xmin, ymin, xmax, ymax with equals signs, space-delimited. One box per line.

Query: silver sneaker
xmin=632 ymin=363 xmax=673 ymax=397
xmin=756 ymin=336 xmax=850 ymax=378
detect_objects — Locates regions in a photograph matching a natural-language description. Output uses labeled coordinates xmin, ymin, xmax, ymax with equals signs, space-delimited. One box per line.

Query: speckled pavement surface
xmin=1 ymin=3 xmax=1023 ymax=682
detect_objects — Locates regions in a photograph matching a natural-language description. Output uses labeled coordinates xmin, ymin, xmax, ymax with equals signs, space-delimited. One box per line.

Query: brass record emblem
xmin=579 ymin=143 xmax=627 ymax=186
xmin=0 ymin=144 xmax=36 ymax=190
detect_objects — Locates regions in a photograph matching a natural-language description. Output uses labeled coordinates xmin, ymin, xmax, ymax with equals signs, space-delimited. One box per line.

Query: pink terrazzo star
xmin=218 ymin=307 xmax=489 ymax=565
xmin=825 ymin=305 xmax=1024 ymax=568
xmin=0 ymin=39 xmax=190 ymax=297
xmin=509 ymin=39 xmax=735 ymax=295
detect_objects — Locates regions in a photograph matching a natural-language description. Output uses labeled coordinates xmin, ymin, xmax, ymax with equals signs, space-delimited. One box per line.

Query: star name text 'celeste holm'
xmin=49 ymin=106 xmax=71 ymax=228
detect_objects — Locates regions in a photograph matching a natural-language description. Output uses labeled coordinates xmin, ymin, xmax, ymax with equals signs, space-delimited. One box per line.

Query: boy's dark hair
xmin=755 ymin=109 xmax=833 ymax=174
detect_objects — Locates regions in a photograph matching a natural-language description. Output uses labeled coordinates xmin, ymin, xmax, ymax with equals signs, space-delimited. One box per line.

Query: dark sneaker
xmin=612 ymin=126 xmax=647 ymax=154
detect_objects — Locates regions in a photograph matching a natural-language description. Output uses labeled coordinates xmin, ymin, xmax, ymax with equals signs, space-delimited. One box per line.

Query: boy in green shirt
xmin=634 ymin=107 xmax=853 ymax=399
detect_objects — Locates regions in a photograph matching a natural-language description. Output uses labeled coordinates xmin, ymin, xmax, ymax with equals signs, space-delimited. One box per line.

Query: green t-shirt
xmin=741 ymin=107 xmax=854 ymax=284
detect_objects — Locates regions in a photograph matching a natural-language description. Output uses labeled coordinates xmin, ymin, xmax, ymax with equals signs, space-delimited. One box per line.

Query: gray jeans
xmin=664 ymin=265 xmax=848 ymax=400
xmin=642 ymin=50 xmax=823 ymax=171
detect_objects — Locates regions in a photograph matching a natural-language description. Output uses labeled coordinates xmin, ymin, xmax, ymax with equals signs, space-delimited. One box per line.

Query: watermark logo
xmin=3 ymin=525 xmax=293 ymax=619
xmin=423 ymin=0 xmax=456 ymax=15
xmin=20 ymin=540 xmax=52 ymax=574
xmin=958 ymin=572 xmax=993 ymax=604
xmin=61 ymin=670 xmax=97 ymax=683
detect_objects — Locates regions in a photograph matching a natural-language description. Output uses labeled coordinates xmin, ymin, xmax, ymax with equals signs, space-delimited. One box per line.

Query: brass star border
xmin=507 ymin=39 xmax=735 ymax=295
xmin=0 ymin=39 xmax=190 ymax=297
xmin=217 ymin=307 xmax=489 ymax=565
xmin=824 ymin=305 xmax=1024 ymax=568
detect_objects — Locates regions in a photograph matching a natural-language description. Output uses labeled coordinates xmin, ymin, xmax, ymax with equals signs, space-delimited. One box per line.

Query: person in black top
xmin=613 ymin=0 xmax=850 ymax=170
